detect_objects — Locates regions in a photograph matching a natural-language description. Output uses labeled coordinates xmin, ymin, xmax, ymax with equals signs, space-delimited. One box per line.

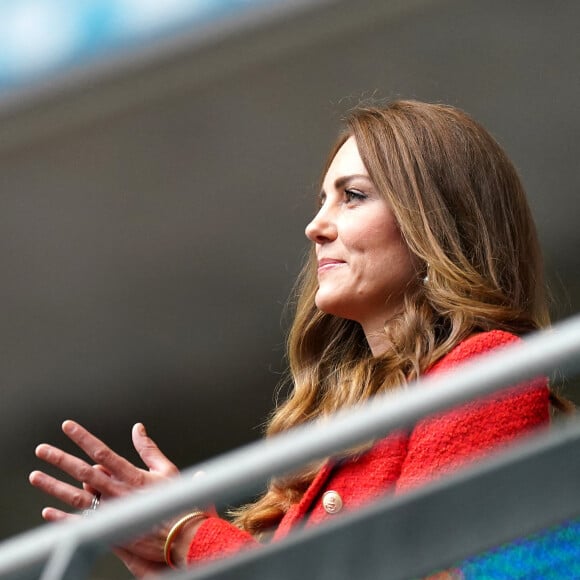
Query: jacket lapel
xmin=272 ymin=460 xmax=336 ymax=540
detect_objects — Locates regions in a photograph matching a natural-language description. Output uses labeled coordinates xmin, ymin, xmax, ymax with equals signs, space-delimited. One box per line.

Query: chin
xmin=314 ymin=294 xmax=357 ymax=321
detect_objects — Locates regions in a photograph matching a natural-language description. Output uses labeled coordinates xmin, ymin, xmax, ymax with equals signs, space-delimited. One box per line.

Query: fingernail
xmin=137 ymin=423 xmax=146 ymax=436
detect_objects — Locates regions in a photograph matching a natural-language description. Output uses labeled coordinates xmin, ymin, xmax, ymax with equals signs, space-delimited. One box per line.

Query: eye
xmin=345 ymin=188 xmax=367 ymax=203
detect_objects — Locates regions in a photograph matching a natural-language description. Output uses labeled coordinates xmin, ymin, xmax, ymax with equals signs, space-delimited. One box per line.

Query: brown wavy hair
xmin=232 ymin=100 xmax=550 ymax=536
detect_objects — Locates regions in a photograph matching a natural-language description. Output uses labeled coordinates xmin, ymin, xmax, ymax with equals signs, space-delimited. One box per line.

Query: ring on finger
xmin=82 ymin=492 xmax=101 ymax=517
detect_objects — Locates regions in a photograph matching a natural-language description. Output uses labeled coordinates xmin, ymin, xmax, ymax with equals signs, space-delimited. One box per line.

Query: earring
xmin=422 ymin=264 xmax=430 ymax=285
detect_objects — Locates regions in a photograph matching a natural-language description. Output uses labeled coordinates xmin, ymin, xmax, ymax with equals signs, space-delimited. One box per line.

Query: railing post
xmin=40 ymin=540 xmax=99 ymax=580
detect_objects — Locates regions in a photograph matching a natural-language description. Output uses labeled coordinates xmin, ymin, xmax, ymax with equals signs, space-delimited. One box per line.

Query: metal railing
xmin=1 ymin=314 xmax=579 ymax=579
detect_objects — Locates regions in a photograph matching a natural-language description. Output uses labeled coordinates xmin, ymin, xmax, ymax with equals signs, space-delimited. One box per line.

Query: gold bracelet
xmin=163 ymin=510 xmax=207 ymax=569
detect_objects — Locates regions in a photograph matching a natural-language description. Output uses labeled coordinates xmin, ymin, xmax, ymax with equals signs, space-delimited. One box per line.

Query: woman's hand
xmin=29 ymin=420 xmax=187 ymax=577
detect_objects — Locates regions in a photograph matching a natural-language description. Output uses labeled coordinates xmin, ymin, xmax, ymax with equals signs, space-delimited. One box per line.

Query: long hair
xmin=232 ymin=100 xmax=550 ymax=535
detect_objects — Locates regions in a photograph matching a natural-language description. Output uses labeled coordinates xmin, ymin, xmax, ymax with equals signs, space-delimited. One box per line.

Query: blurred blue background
xmin=0 ymin=0 xmax=284 ymax=90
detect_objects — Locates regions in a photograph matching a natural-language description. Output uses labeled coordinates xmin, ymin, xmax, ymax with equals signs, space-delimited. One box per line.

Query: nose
xmin=305 ymin=205 xmax=337 ymax=244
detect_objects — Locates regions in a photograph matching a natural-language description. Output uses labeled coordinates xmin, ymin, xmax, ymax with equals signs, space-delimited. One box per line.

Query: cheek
xmin=361 ymin=221 xmax=404 ymax=258
xmin=367 ymin=228 xmax=416 ymax=280
xmin=341 ymin=208 xmax=414 ymax=276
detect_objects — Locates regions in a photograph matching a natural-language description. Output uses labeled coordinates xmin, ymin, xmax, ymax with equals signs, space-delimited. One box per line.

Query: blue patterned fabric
xmin=458 ymin=518 xmax=580 ymax=579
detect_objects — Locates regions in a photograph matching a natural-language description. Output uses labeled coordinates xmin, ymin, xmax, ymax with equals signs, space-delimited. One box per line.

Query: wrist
xmin=164 ymin=511 xmax=207 ymax=569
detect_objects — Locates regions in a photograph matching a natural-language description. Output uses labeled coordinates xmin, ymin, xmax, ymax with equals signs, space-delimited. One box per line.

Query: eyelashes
xmin=344 ymin=188 xmax=367 ymax=203
xmin=315 ymin=188 xmax=367 ymax=210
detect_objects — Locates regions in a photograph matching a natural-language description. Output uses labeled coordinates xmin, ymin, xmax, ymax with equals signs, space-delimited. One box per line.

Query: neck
xmin=362 ymin=322 xmax=390 ymax=356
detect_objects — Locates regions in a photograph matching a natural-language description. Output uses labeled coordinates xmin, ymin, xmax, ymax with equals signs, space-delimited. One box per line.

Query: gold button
xmin=322 ymin=490 xmax=343 ymax=514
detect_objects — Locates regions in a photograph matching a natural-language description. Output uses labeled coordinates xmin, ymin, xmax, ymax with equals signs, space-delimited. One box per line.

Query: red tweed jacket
xmin=187 ymin=330 xmax=550 ymax=564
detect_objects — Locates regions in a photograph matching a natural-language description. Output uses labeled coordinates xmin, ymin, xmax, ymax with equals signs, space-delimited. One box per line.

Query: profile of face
xmin=305 ymin=136 xmax=417 ymax=343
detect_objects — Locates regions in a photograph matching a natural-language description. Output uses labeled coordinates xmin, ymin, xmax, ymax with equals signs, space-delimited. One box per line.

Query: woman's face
xmin=305 ymin=136 xmax=417 ymax=347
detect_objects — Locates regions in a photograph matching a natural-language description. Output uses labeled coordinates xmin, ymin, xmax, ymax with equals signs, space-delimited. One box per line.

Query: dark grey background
xmin=0 ymin=0 xmax=578 ymax=576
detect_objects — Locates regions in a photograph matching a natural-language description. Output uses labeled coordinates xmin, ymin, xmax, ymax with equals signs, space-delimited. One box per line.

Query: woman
xmin=30 ymin=100 xmax=552 ymax=576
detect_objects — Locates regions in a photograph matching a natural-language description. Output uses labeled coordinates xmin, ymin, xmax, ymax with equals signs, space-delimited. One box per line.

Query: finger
xmin=132 ymin=423 xmax=178 ymax=476
xmin=41 ymin=507 xmax=79 ymax=522
xmin=83 ymin=464 xmax=111 ymax=494
xmin=34 ymin=444 xmax=120 ymax=496
xmin=29 ymin=470 xmax=94 ymax=510
xmin=62 ymin=420 xmax=146 ymax=487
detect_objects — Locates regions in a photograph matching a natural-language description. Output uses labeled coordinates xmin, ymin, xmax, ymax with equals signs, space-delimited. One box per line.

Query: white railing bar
xmin=1 ymin=314 xmax=579 ymax=578
xmin=39 ymin=539 xmax=89 ymax=580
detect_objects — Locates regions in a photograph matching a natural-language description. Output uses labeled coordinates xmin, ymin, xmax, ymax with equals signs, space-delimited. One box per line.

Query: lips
xmin=317 ymin=258 xmax=346 ymax=272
